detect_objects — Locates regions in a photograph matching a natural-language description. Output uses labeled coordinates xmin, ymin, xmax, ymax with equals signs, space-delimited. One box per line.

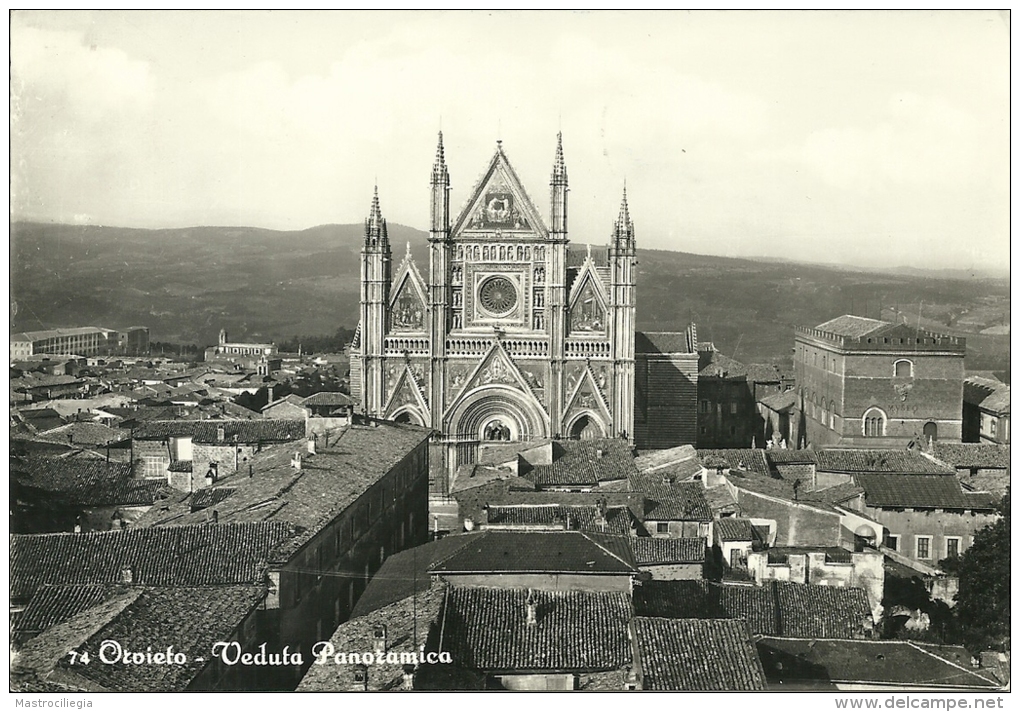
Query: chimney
xmin=267 ymin=385 xmax=274 ymax=404
xmin=120 ymin=566 xmax=134 ymax=584
xmin=212 ymin=509 xmax=219 ymax=524
xmin=291 ymin=452 xmax=302 ymax=470
xmin=372 ymin=625 xmax=387 ymax=654
xmin=351 ymin=664 xmax=368 ymax=691
xmin=216 ymin=425 xmax=225 ymax=443
xmin=249 ymin=464 xmax=254 ymax=478
xmin=306 ymin=438 xmax=315 ymax=456
xmin=525 ymin=591 xmax=537 ymax=626
xmin=401 ymin=664 xmax=415 ymax=690
xmin=596 ymin=448 xmax=604 ymax=459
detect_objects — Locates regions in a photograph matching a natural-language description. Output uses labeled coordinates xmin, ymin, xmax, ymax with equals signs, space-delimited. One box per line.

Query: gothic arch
xmin=390 ymin=405 xmax=426 ymax=426
xmin=445 ymin=385 xmax=549 ymax=442
xmin=564 ymin=410 xmax=607 ymax=440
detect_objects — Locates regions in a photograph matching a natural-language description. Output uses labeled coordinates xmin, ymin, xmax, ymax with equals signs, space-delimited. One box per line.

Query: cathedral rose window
xmin=479 ymin=276 xmax=518 ymax=316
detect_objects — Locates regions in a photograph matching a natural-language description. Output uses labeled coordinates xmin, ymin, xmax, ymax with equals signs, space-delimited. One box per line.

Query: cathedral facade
xmin=351 ymin=134 xmax=697 ymax=468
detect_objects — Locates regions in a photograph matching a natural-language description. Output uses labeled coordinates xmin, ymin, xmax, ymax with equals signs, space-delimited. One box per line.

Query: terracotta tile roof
xmin=452 ymin=483 xmax=646 ymax=531
xmin=964 ymin=377 xmax=1010 ymax=414
xmin=10 ymin=522 xmax=292 ymax=600
xmin=932 ymin=442 xmax=1010 ymax=469
xmin=698 ymin=350 xmax=748 ymax=378
xmin=12 ymin=588 xmax=142 ymax=692
xmin=758 ymin=390 xmax=798 ymax=412
xmin=634 ymin=444 xmax=698 ymax=473
xmin=630 ymin=537 xmax=705 ymax=565
xmin=635 ymin=580 xmax=778 ymax=635
xmin=429 ymin=530 xmax=637 ymax=575
xmin=298 ymin=583 xmax=447 ymax=691
xmin=301 ymin=391 xmax=355 ymax=407
xmin=855 ymin=474 xmax=996 ymax=510
xmin=439 ymin=587 xmax=632 ymax=672
xmin=633 ymin=617 xmax=766 ymax=690
xmin=133 ymin=423 xmax=433 ymax=562
xmin=484 ymin=504 xmax=633 ymax=535
xmin=816 ymin=449 xmax=954 ymax=475
xmin=634 ymin=579 xmax=872 ymax=639
xmin=642 ymin=482 xmax=713 ymax=522
xmin=715 ymin=517 xmax=755 ymax=542
xmin=773 ymin=582 xmax=872 ymax=638
xmin=16 ymin=584 xmax=124 ymax=636
xmin=814 ymin=315 xmax=891 ymax=338
xmin=12 ymin=458 xmax=173 ymax=507
xmin=765 ymin=448 xmax=818 ymax=465
xmin=522 ymin=439 xmax=637 ymax=488
xmin=167 ymin=460 xmax=193 ymax=473
xmin=635 ymin=331 xmax=695 ymax=355
xmin=132 ymin=419 xmax=306 ymax=443
xmin=698 ymin=449 xmax=773 ymax=477
xmin=32 ymin=422 xmax=127 ymax=446
xmin=63 ymin=585 xmax=266 ymax=691
xmin=726 ymin=470 xmax=863 ymax=510
xmin=756 ymin=637 xmax=1001 ymax=689
xmin=351 ymin=536 xmax=479 ymax=618
xmin=745 ymin=363 xmax=783 ymax=384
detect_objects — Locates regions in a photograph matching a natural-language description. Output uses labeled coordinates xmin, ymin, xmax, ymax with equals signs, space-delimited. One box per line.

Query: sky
xmin=10 ymin=10 xmax=1011 ymax=272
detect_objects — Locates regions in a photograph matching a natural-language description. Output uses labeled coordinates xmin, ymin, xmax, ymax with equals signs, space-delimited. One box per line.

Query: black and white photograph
xmin=8 ymin=10 xmax=1010 ymax=700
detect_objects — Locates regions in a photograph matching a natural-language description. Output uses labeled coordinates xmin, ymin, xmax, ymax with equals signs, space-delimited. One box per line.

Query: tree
xmin=955 ymin=491 xmax=1010 ymax=651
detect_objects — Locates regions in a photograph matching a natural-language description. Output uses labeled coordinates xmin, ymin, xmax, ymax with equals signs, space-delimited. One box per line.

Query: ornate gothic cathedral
xmin=351 ymin=134 xmax=697 ymax=470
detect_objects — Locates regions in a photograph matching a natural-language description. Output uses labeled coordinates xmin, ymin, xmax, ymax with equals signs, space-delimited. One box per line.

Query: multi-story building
xmin=794 ymin=315 xmax=965 ymax=448
xmin=350 ymin=133 xmax=696 ymax=473
xmin=963 ymin=376 xmax=1010 ymax=444
xmin=10 ymin=327 xmax=119 ymax=359
xmin=203 ymin=329 xmax=276 ymax=371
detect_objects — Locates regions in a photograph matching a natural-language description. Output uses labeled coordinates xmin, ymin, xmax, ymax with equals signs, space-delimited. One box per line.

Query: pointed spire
xmin=365 ymin=185 xmax=388 ymax=245
xmin=431 ymin=131 xmax=449 ymax=185
xmin=613 ymin=183 xmax=634 ymax=245
xmin=551 ymin=131 xmax=568 ymax=184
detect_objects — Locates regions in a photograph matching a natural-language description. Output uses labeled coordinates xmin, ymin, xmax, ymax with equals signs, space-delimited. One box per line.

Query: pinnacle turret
xmin=551 ymin=131 xmax=568 ymax=185
xmin=365 ymin=186 xmax=388 ymax=245
xmin=431 ymin=131 xmax=449 ymax=185
xmin=613 ymin=185 xmax=634 ymax=245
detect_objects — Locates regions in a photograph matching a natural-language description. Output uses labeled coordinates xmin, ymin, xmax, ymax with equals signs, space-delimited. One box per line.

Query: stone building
xmin=962 ymin=376 xmax=1010 ymax=444
xmin=350 ymin=133 xmax=696 ymax=471
xmin=794 ymin=315 xmax=965 ymax=448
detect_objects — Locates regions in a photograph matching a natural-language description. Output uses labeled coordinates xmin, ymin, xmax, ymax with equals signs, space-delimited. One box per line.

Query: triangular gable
xmin=568 ymin=257 xmax=609 ymax=334
xmin=447 ymin=339 xmax=546 ymax=412
xmin=384 ymin=365 xmax=430 ymax=420
xmin=563 ymin=362 xmax=613 ymax=424
xmin=451 ymin=145 xmax=549 ymax=239
xmin=389 ymin=248 xmax=428 ymax=332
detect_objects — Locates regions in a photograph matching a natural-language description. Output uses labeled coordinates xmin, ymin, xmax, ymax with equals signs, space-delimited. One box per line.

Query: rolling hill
xmin=9 ymin=221 xmax=1010 ymax=371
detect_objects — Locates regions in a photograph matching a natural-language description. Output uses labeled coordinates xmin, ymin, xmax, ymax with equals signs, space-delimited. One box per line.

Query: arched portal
xmin=446 ymin=385 xmax=548 ymax=442
xmin=566 ymin=412 xmax=607 ymax=440
xmin=389 ymin=406 xmax=425 ymax=426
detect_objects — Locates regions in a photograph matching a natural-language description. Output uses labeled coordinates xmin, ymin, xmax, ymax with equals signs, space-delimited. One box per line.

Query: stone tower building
xmin=351 ymin=134 xmax=696 ymax=470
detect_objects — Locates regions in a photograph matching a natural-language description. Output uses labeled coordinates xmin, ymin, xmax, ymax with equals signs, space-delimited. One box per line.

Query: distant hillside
xmin=10 ymin=222 xmax=1010 ymax=371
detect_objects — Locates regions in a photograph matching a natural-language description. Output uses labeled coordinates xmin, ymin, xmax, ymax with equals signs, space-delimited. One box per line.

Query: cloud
xmin=754 ymin=93 xmax=1000 ymax=191
xmin=11 ymin=26 xmax=155 ymax=123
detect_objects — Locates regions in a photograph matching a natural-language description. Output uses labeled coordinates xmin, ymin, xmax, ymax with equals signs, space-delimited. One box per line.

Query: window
xmin=884 ymin=534 xmax=899 ymax=551
xmin=700 ymin=400 xmax=709 ymax=413
xmin=894 ymin=360 xmax=913 ymax=378
xmin=945 ymin=537 xmax=961 ymax=559
xmin=729 ymin=403 xmax=738 ymax=415
xmin=863 ymin=408 xmax=886 ymax=437
xmin=916 ymin=536 xmax=932 ymax=560
xmin=656 ymin=522 xmax=669 ymax=534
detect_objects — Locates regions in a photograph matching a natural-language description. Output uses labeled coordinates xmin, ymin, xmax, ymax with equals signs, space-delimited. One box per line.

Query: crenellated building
xmin=351 ymin=133 xmax=696 ymax=471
